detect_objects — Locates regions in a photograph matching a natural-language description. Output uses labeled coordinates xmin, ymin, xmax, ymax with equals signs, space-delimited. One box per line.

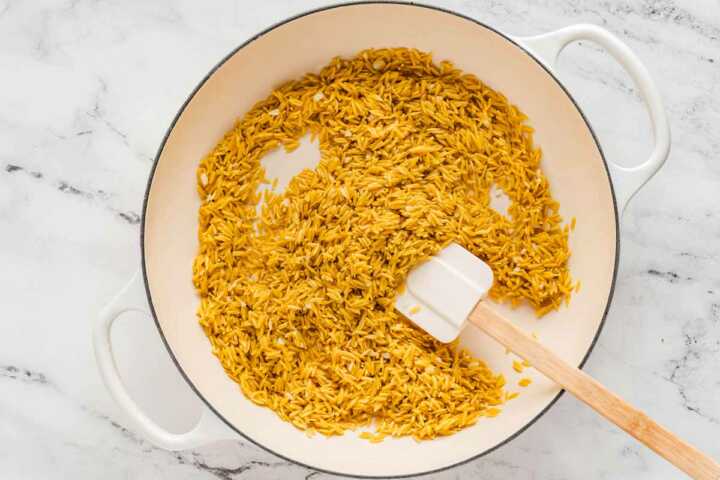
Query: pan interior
xmin=143 ymin=3 xmax=617 ymax=477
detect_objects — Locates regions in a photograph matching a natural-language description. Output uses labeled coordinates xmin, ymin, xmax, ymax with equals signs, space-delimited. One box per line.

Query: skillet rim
xmin=140 ymin=2 xmax=621 ymax=477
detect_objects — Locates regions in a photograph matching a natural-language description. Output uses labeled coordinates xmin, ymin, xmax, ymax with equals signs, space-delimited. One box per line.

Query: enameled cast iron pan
xmin=94 ymin=3 xmax=669 ymax=477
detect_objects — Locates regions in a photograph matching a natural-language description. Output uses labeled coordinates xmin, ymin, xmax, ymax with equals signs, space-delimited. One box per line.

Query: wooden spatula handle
xmin=469 ymin=302 xmax=720 ymax=480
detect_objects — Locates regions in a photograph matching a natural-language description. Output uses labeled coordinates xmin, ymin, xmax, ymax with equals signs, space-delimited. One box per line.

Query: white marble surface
xmin=2 ymin=0 xmax=719 ymax=478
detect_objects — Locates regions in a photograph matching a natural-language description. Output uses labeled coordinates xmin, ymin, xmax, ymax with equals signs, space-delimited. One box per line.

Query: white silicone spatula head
xmin=395 ymin=243 xmax=494 ymax=343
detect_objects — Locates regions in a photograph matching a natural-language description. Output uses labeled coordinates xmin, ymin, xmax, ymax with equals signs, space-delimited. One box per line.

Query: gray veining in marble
xmin=1 ymin=0 xmax=719 ymax=478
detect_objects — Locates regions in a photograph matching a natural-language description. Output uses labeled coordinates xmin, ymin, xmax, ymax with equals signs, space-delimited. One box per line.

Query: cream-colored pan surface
xmin=143 ymin=3 xmax=616 ymax=476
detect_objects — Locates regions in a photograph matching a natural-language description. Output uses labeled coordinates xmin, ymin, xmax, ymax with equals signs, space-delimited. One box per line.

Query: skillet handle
xmin=93 ymin=271 xmax=235 ymax=450
xmin=515 ymin=24 xmax=670 ymax=215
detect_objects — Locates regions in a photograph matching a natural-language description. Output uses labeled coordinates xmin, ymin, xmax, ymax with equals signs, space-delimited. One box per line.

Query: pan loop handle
xmin=93 ymin=271 xmax=235 ymax=450
xmin=515 ymin=24 xmax=670 ymax=215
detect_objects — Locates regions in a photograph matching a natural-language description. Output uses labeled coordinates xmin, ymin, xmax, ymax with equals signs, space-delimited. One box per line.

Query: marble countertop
xmin=2 ymin=0 xmax=719 ymax=478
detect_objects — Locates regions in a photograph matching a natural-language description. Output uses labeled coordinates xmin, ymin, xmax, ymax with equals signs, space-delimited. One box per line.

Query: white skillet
xmin=94 ymin=3 xmax=677 ymax=477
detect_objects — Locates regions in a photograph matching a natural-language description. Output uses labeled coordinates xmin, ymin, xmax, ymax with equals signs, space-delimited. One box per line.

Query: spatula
xmin=396 ymin=243 xmax=720 ymax=480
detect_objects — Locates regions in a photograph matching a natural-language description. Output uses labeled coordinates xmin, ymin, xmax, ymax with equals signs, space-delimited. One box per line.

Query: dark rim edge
xmin=140 ymin=1 xmax=621 ymax=478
